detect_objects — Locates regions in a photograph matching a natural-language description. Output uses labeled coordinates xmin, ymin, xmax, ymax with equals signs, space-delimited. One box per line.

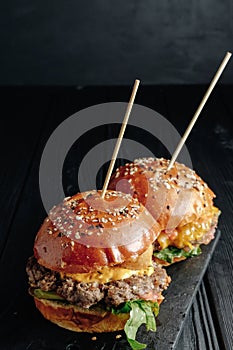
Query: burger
xmin=26 ymin=189 xmax=171 ymax=349
xmin=108 ymin=157 xmax=221 ymax=265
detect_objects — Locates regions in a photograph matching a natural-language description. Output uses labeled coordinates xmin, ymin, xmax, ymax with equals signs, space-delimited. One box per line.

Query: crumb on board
xmin=91 ymin=336 xmax=97 ymax=341
xmin=116 ymin=334 xmax=122 ymax=339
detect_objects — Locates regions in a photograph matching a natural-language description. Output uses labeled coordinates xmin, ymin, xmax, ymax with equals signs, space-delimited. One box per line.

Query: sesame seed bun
xmin=108 ymin=158 xmax=220 ymax=265
xmin=108 ymin=158 xmax=216 ymax=231
xmin=34 ymin=190 xmax=161 ymax=274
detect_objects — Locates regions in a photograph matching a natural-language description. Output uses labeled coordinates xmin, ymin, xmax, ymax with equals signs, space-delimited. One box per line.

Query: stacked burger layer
xmin=26 ymin=158 xmax=220 ymax=349
xmin=109 ymin=157 xmax=220 ymax=266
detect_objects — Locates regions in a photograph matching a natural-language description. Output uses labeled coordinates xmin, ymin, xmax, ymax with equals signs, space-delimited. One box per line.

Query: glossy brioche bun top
xmin=34 ymin=190 xmax=160 ymax=274
xmin=108 ymin=157 xmax=216 ymax=231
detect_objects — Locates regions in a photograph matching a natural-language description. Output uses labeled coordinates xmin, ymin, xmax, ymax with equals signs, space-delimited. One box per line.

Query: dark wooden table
xmin=0 ymin=85 xmax=232 ymax=349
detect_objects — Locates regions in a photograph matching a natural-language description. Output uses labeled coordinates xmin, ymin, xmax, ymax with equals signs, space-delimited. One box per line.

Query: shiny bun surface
xmin=109 ymin=157 xmax=216 ymax=231
xmin=34 ymin=190 xmax=160 ymax=273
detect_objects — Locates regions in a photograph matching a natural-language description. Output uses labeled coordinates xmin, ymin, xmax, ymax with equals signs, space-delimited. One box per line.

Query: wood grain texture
xmin=164 ymin=85 xmax=233 ymax=349
xmin=177 ymin=282 xmax=221 ymax=350
xmin=0 ymin=86 xmax=232 ymax=349
xmin=192 ymin=91 xmax=233 ymax=350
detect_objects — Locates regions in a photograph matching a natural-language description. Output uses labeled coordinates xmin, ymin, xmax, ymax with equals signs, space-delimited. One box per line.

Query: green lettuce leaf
xmin=112 ymin=300 xmax=159 ymax=350
xmin=33 ymin=288 xmax=65 ymax=301
xmin=153 ymin=246 xmax=202 ymax=263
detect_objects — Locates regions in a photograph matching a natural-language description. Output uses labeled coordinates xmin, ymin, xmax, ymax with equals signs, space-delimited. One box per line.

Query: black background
xmin=1 ymin=0 xmax=233 ymax=85
xmin=1 ymin=2 xmax=233 ymax=349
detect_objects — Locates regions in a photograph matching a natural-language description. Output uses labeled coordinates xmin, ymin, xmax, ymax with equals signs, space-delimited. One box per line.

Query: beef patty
xmin=26 ymin=256 xmax=170 ymax=309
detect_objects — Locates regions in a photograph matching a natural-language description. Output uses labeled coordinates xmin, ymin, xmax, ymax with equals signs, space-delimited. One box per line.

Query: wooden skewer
xmin=101 ymin=79 xmax=140 ymax=198
xmin=167 ymin=51 xmax=232 ymax=171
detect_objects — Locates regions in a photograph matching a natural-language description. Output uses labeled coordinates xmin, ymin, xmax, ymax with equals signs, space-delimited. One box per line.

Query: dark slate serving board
xmin=154 ymin=230 xmax=221 ymax=350
xmin=0 ymin=231 xmax=220 ymax=350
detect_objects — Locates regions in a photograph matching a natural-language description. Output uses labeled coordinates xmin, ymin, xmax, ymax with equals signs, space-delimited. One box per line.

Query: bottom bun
xmin=34 ymin=297 xmax=129 ymax=333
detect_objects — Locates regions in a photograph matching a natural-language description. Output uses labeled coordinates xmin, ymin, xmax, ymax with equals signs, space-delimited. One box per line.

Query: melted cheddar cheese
xmin=157 ymin=206 xmax=220 ymax=250
xmin=60 ymin=260 xmax=154 ymax=284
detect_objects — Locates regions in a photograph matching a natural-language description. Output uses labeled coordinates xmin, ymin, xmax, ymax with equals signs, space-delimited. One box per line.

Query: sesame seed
xmin=61 ymin=260 xmax=66 ymax=268
xmin=75 ymin=232 xmax=80 ymax=239
xmin=164 ymin=183 xmax=171 ymax=189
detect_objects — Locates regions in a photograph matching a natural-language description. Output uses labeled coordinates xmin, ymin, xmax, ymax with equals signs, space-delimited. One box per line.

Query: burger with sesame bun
xmin=26 ymin=190 xmax=171 ymax=349
xmin=108 ymin=158 xmax=221 ymax=266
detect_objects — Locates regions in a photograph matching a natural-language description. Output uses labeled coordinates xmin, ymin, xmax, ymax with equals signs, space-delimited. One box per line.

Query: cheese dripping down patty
xmin=157 ymin=206 xmax=220 ymax=250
